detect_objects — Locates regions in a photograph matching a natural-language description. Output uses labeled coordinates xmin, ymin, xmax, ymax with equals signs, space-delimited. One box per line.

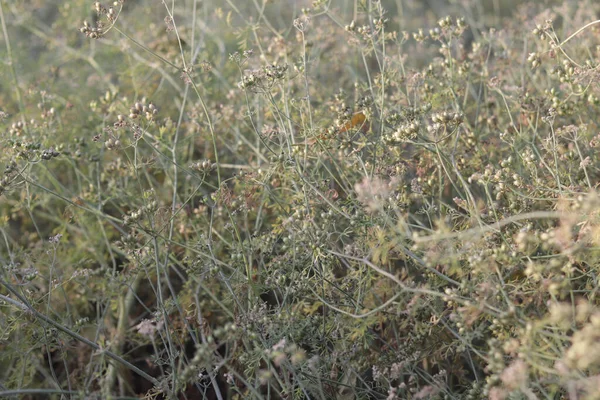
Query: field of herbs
xmin=2 ymin=0 xmax=600 ymax=399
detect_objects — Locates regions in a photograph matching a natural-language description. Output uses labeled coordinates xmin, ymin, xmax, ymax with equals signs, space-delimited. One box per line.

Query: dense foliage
xmin=2 ymin=0 xmax=600 ymax=399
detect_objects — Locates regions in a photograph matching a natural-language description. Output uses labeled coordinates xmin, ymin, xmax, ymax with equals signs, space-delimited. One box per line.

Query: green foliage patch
xmin=2 ymin=0 xmax=600 ymax=399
